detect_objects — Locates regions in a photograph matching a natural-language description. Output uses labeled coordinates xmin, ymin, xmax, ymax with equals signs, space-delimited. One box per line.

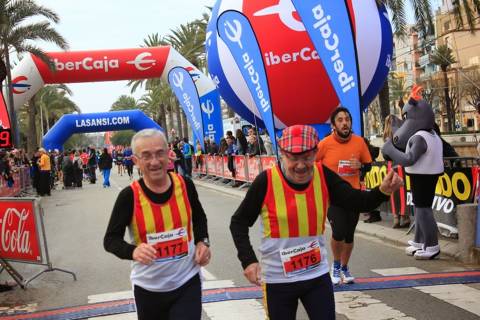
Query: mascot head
xmin=392 ymin=85 xmax=435 ymax=150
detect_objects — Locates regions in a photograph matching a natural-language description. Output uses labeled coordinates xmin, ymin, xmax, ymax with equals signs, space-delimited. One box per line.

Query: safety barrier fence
xmin=193 ymin=155 xmax=480 ymax=238
xmin=0 ymin=166 xmax=31 ymax=197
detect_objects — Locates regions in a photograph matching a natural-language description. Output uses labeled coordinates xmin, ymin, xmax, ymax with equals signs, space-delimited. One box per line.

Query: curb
xmin=194 ymin=178 xmax=460 ymax=260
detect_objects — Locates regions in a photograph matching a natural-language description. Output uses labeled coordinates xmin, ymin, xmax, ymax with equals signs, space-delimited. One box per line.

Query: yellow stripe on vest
xmin=271 ymin=167 xmax=289 ymax=238
xmin=172 ymin=174 xmax=189 ymax=228
xmin=131 ymin=216 xmax=141 ymax=245
xmin=139 ymin=190 xmax=156 ymax=234
xmin=161 ymin=204 xmax=173 ymax=231
xmin=261 ymin=205 xmax=271 ymax=238
xmin=295 ymin=193 xmax=309 ymax=236
xmin=313 ymin=167 xmax=325 ymax=234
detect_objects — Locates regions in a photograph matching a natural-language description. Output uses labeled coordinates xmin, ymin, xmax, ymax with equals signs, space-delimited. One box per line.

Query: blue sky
xmin=35 ymin=0 xmax=215 ymax=114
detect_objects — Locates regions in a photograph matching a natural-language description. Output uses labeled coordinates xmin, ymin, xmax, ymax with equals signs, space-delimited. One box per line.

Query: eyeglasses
xmin=283 ymin=151 xmax=317 ymax=163
xmin=134 ymin=150 xmax=166 ymax=162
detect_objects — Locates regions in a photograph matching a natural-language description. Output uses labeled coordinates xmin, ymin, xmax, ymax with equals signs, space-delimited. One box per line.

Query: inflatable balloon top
xmin=206 ymin=0 xmax=393 ymax=131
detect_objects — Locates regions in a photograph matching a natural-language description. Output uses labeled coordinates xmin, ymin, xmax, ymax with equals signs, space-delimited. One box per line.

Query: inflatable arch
xmin=6 ymin=46 xmax=224 ymax=146
xmin=42 ymin=110 xmax=161 ymax=151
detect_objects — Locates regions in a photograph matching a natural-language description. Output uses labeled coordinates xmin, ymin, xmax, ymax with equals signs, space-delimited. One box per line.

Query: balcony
xmin=418 ymin=54 xmax=431 ymax=68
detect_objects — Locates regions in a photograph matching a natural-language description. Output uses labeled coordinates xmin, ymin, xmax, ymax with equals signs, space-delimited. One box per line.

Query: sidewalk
xmin=193 ymin=178 xmax=460 ymax=260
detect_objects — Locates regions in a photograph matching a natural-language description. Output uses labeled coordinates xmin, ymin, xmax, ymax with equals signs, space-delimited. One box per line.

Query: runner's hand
xmin=379 ymin=170 xmax=403 ymax=195
xmin=244 ymin=263 xmax=262 ymax=286
xmin=132 ymin=243 xmax=157 ymax=265
xmin=195 ymin=242 xmax=211 ymax=266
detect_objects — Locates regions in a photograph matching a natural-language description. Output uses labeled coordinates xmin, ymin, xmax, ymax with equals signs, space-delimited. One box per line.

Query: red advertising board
xmin=0 ymin=199 xmax=43 ymax=263
xmin=260 ymin=156 xmax=277 ymax=172
xmin=223 ymin=156 xmax=233 ymax=179
xmin=215 ymin=156 xmax=224 ymax=177
xmin=247 ymin=156 xmax=261 ymax=182
xmin=234 ymin=156 xmax=248 ymax=182
xmin=206 ymin=155 xmax=216 ymax=176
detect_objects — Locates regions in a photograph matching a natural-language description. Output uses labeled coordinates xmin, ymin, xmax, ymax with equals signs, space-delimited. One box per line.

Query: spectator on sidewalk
xmin=99 ymin=148 xmax=113 ymax=188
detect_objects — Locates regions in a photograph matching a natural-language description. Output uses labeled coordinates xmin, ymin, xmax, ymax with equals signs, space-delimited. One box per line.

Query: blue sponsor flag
xmin=199 ymin=89 xmax=224 ymax=146
xmin=168 ymin=67 xmax=205 ymax=148
xmin=217 ymin=10 xmax=278 ymax=154
xmin=291 ymin=0 xmax=362 ymax=134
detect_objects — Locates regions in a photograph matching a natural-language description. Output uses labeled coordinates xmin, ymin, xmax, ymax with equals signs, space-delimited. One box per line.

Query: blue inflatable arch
xmin=42 ymin=110 xmax=162 ymax=150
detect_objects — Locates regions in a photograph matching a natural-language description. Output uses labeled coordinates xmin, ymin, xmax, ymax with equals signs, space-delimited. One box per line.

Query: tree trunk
xmin=27 ymin=97 xmax=38 ymax=154
xmin=175 ymin=103 xmax=182 ymax=140
xmin=4 ymin=44 xmax=19 ymax=146
xmin=167 ymin=104 xmax=175 ymax=140
xmin=443 ymin=68 xmax=453 ymax=132
xmin=378 ymin=79 xmax=390 ymax=122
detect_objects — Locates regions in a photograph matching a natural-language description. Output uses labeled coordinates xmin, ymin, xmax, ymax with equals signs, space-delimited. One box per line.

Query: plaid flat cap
xmin=278 ymin=125 xmax=319 ymax=154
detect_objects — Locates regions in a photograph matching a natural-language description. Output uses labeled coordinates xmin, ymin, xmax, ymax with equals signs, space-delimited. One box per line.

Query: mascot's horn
xmin=408 ymin=84 xmax=424 ymax=105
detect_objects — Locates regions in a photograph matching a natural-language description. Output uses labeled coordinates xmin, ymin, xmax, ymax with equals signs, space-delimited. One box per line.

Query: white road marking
xmin=87 ymin=290 xmax=133 ymax=304
xmin=335 ymin=291 xmax=416 ymax=320
xmin=371 ymin=267 xmax=428 ymax=276
xmin=201 ymin=267 xmax=217 ymax=281
xmin=92 ymin=314 xmax=137 ymax=320
xmin=202 ymin=280 xmax=235 ymax=290
xmin=415 ymin=284 xmax=480 ymax=316
xmin=203 ymin=299 xmax=266 ymax=320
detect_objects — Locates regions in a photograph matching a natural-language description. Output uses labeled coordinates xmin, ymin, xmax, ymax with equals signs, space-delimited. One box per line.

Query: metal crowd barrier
xmin=193 ymin=155 xmax=277 ymax=187
xmin=0 ymin=166 xmax=31 ymax=197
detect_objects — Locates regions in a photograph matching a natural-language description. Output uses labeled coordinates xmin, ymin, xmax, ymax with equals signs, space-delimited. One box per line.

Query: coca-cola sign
xmin=0 ymin=200 xmax=42 ymax=263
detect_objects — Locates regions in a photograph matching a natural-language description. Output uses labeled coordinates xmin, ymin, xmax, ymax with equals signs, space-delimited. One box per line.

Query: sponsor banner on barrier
xmin=234 ymin=156 xmax=248 ymax=182
xmin=218 ymin=10 xmax=278 ymax=153
xmin=223 ymin=156 xmax=233 ymax=179
xmin=0 ymin=199 xmax=43 ymax=264
xmin=206 ymin=155 xmax=216 ymax=176
xmin=291 ymin=0 xmax=362 ymax=134
xmin=247 ymin=156 xmax=261 ymax=182
xmin=260 ymin=156 xmax=277 ymax=171
xmin=215 ymin=156 xmax=224 ymax=177
xmin=365 ymin=162 xmax=478 ymax=228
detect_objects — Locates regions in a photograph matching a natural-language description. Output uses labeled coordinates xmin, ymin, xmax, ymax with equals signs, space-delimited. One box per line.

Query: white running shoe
xmin=405 ymin=240 xmax=423 ymax=256
xmin=340 ymin=266 xmax=355 ymax=284
xmin=331 ymin=264 xmax=341 ymax=285
xmin=414 ymin=245 xmax=440 ymax=260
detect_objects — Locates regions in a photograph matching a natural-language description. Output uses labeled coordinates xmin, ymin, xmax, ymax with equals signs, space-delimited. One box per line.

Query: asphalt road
xmin=1 ymin=170 xmax=479 ymax=320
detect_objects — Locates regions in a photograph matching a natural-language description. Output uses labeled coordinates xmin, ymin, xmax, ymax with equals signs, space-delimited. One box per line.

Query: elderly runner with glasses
xmin=230 ymin=125 xmax=403 ymax=320
xmin=104 ymin=129 xmax=211 ymax=320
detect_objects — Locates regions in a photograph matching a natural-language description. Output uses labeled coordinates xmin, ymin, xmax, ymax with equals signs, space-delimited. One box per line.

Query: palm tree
xmin=431 ymin=44 xmax=457 ymax=132
xmin=0 ymin=0 xmax=69 ymax=145
xmin=167 ymin=23 xmax=205 ymax=68
xmin=110 ymin=95 xmax=138 ymax=111
xmin=375 ymin=0 xmax=478 ymax=123
xmin=139 ymin=87 xmax=168 ymax=132
xmin=18 ymin=84 xmax=78 ymax=152
xmin=450 ymin=0 xmax=480 ymax=31
xmin=375 ymin=0 xmax=434 ymax=122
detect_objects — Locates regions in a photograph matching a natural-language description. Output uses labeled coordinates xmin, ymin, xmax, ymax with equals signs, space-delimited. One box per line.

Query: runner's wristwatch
xmin=200 ymin=238 xmax=210 ymax=247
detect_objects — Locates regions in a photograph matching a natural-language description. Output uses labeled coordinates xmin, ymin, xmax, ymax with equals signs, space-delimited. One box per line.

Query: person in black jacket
xmin=88 ymin=148 xmax=98 ymax=184
xmin=99 ymin=148 xmax=113 ymax=188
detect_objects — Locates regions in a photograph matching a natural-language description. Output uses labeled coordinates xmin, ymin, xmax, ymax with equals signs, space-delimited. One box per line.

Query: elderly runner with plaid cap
xmin=230 ymin=124 xmax=402 ymax=320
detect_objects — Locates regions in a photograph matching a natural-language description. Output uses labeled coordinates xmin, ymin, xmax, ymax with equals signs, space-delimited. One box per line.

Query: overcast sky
xmin=34 ymin=0 xmax=215 ymax=114
xmin=31 ymin=0 xmax=441 ymax=115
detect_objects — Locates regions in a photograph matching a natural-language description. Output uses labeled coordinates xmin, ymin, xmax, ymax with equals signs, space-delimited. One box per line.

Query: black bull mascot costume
xmin=382 ymin=85 xmax=443 ymax=260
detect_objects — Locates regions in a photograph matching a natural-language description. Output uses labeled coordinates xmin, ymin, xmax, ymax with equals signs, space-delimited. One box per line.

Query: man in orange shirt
xmin=316 ymin=107 xmax=372 ymax=285
xmin=37 ymin=148 xmax=52 ymax=196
